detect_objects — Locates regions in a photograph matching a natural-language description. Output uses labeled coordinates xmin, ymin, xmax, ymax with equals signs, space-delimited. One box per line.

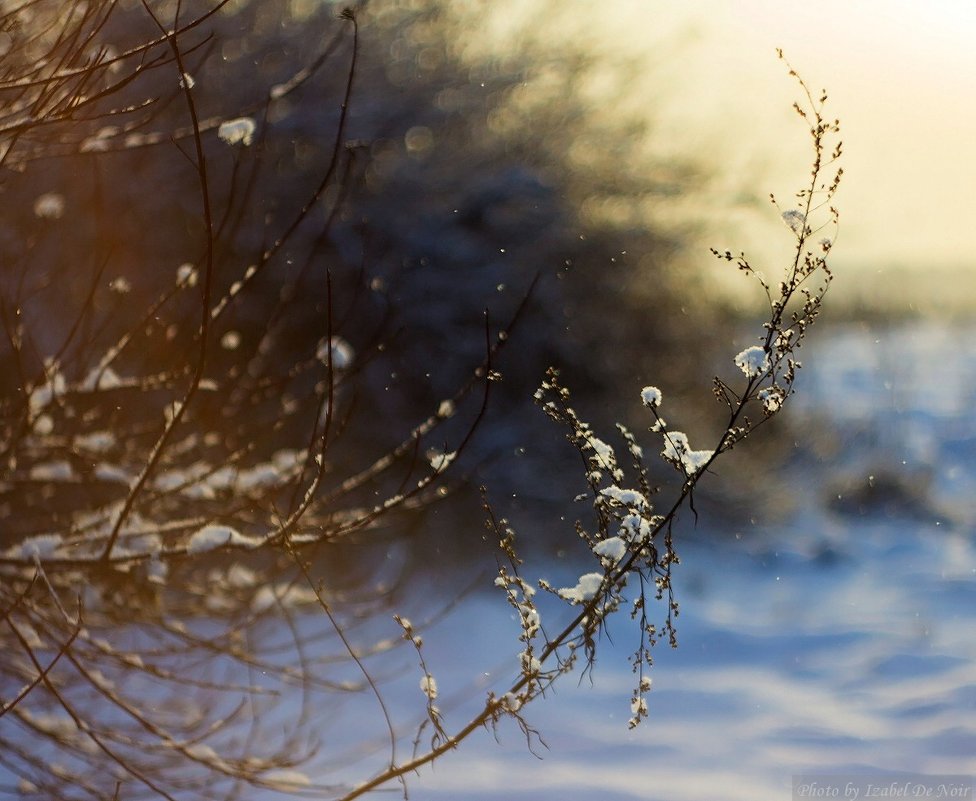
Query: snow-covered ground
xmin=402 ymin=319 xmax=976 ymax=800
xmin=53 ymin=318 xmax=959 ymax=800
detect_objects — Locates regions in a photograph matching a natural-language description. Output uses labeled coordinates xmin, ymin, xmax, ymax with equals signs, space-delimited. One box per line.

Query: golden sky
xmin=456 ymin=0 xmax=976 ymax=295
xmin=652 ymin=0 xmax=976 ymax=276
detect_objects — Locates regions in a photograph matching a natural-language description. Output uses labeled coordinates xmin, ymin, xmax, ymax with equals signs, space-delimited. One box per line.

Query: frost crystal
xmin=640 ymin=386 xmax=662 ymax=408
xmin=733 ymin=346 xmax=770 ymax=378
xmin=217 ymin=117 xmax=256 ymax=146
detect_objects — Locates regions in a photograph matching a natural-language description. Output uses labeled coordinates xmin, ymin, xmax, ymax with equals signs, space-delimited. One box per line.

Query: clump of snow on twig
xmin=186 ymin=525 xmax=263 ymax=554
xmin=217 ymin=117 xmax=256 ymax=146
xmin=733 ymin=346 xmax=770 ymax=378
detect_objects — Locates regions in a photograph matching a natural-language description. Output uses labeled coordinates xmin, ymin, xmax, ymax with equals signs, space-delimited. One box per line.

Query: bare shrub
xmin=0 ymin=1 xmax=841 ymax=798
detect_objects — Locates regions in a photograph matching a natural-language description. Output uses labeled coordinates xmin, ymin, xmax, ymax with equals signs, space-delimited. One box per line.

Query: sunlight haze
xmin=460 ymin=0 xmax=976 ymax=300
